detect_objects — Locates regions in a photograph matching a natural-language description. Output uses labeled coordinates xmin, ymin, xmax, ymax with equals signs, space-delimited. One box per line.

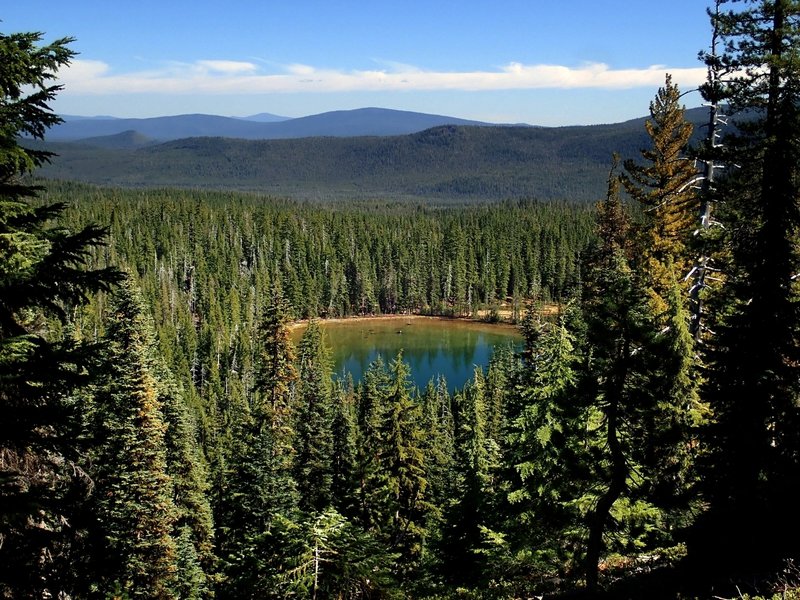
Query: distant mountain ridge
xmin=236 ymin=112 xmax=291 ymax=123
xmin=33 ymin=107 xmax=713 ymax=203
xmin=48 ymin=107 xmax=497 ymax=142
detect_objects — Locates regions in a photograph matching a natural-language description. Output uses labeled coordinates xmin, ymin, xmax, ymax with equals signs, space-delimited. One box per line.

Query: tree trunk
xmin=585 ymin=354 xmax=629 ymax=592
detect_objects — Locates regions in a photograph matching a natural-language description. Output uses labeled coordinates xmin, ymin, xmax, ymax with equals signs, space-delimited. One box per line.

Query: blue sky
xmin=3 ymin=1 xmax=714 ymax=125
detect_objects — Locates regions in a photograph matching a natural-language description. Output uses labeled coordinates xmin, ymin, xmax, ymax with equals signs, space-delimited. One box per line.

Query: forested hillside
xmin=4 ymin=2 xmax=800 ymax=598
xmin=30 ymin=108 xmax=710 ymax=203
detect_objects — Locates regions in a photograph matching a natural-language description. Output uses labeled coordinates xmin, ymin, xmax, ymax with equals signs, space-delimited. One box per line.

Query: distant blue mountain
xmin=49 ymin=107 xmax=497 ymax=142
xmin=259 ymin=107 xmax=493 ymax=138
xmin=237 ymin=112 xmax=291 ymax=123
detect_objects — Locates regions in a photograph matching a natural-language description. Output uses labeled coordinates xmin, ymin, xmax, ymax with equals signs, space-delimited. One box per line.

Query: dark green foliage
xmin=420 ymin=376 xmax=456 ymax=522
xmin=278 ymin=509 xmax=400 ymax=599
xmin=574 ymin=93 xmax=704 ymax=591
xmin=581 ymin=248 xmax=661 ymax=592
xmin=0 ymin=30 xmax=121 ymax=598
xmin=0 ymin=31 xmax=74 ymax=187
xmin=503 ymin=309 xmax=586 ymax=581
xmin=89 ymin=282 xmax=179 ymax=598
xmin=47 ymin=184 xmax=592 ymax=333
xmin=492 ymin=124 xmax=705 ymax=593
xmin=216 ymin=288 xmax=300 ymax=598
xmin=14 ymin=4 xmax=800 ymax=596
xmin=438 ymin=369 xmax=503 ymax=587
xmin=692 ymin=0 xmax=800 ymax=574
xmin=355 ymin=356 xmax=391 ymax=532
xmin=293 ymin=320 xmax=335 ymax=513
xmin=381 ymin=355 xmax=431 ymax=569
xmin=329 ymin=378 xmax=359 ymax=517
xmin=254 ymin=281 xmax=298 ymax=420
xmin=158 ymin=370 xmax=217 ymax=599
xmin=215 ymin=419 xmax=295 ymax=599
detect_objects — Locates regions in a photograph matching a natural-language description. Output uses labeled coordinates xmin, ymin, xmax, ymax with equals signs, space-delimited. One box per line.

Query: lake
xmin=291 ymin=316 xmax=522 ymax=392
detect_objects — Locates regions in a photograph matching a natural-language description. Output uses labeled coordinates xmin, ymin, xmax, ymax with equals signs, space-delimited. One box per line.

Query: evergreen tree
xmin=158 ymin=369 xmax=217 ymax=599
xmin=691 ymin=0 xmax=730 ymax=340
xmin=581 ymin=249 xmax=659 ymax=593
xmin=440 ymin=369 xmax=502 ymax=587
xmin=252 ymin=280 xmax=299 ymax=514
xmin=622 ymin=74 xmax=699 ymax=315
xmin=504 ymin=309 xmax=586 ymax=582
xmin=420 ymin=375 xmax=455 ymax=524
xmin=90 ymin=282 xmax=179 ymax=598
xmin=693 ymin=0 xmax=800 ymax=572
xmin=355 ymin=355 xmax=391 ymax=532
xmin=417 ymin=376 xmax=455 ymax=587
xmin=0 ymin=31 xmax=121 ymax=597
xmin=278 ymin=509 xmax=400 ymax=599
xmin=381 ymin=354 xmax=431 ymax=574
xmin=329 ymin=378 xmax=359 ymax=518
xmin=579 ymin=132 xmax=703 ymax=591
xmin=640 ymin=280 xmax=707 ymax=523
xmin=499 ymin=158 xmax=703 ymax=593
xmin=254 ymin=280 xmax=298 ymax=423
xmin=293 ymin=320 xmax=335 ymax=513
xmin=217 ymin=284 xmax=300 ymax=598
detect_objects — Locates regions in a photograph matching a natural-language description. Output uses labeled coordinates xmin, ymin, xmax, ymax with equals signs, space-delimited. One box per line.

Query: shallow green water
xmin=292 ymin=317 xmax=522 ymax=392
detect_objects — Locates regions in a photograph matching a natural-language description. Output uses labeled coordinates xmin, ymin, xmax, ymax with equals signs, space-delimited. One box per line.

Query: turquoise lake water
xmin=293 ymin=317 xmax=522 ymax=392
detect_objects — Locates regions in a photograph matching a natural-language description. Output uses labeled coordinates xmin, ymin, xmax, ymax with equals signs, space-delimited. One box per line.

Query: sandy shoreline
xmin=288 ymin=313 xmax=520 ymax=332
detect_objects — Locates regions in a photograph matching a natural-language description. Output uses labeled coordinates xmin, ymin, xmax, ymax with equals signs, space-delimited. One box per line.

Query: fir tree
xmin=158 ymin=369 xmax=217 ymax=599
xmin=217 ymin=284 xmax=300 ymax=598
xmin=355 ymin=355 xmax=391 ymax=532
xmin=278 ymin=509 xmax=399 ymax=599
xmin=420 ymin=375 xmax=456 ymax=524
xmin=622 ymin=74 xmax=699 ymax=315
xmin=254 ymin=280 xmax=298 ymax=425
xmin=693 ymin=0 xmax=800 ymax=572
xmin=581 ymin=249 xmax=658 ymax=593
xmin=329 ymin=378 xmax=359 ymax=518
xmin=293 ymin=320 xmax=335 ymax=513
xmin=440 ymin=368 xmax=502 ymax=587
xmin=0 ymin=30 xmax=121 ymax=597
xmin=90 ymin=282 xmax=179 ymax=598
xmin=381 ymin=354 xmax=431 ymax=574
xmin=504 ymin=309 xmax=586 ymax=580
xmin=580 ymin=135 xmax=702 ymax=591
xmin=251 ymin=280 xmax=299 ymax=514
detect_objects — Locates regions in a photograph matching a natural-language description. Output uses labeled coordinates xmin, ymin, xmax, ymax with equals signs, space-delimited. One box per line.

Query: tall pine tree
xmin=293 ymin=320 xmax=335 ymax=513
xmin=89 ymin=281 xmax=179 ymax=598
xmin=0 ymin=30 xmax=121 ymax=597
xmin=216 ymin=282 xmax=300 ymax=598
xmin=622 ymin=74 xmax=699 ymax=316
xmin=694 ymin=0 xmax=800 ymax=572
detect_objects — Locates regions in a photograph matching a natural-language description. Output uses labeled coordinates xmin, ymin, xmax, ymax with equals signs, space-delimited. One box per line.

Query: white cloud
xmin=195 ymin=60 xmax=258 ymax=74
xmin=58 ymin=58 xmax=707 ymax=96
xmin=286 ymin=63 xmax=316 ymax=76
xmin=58 ymin=59 xmax=111 ymax=82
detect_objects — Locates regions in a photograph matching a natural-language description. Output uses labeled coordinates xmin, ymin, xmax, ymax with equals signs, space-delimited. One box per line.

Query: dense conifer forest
xmin=3 ymin=1 xmax=800 ymax=598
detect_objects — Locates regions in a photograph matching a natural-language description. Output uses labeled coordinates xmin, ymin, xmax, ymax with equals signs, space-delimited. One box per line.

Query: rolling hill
xmin=46 ymin=107 xmax=495 ymax=142
xmin=32 ymin=107 xmax=714 ymax=203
